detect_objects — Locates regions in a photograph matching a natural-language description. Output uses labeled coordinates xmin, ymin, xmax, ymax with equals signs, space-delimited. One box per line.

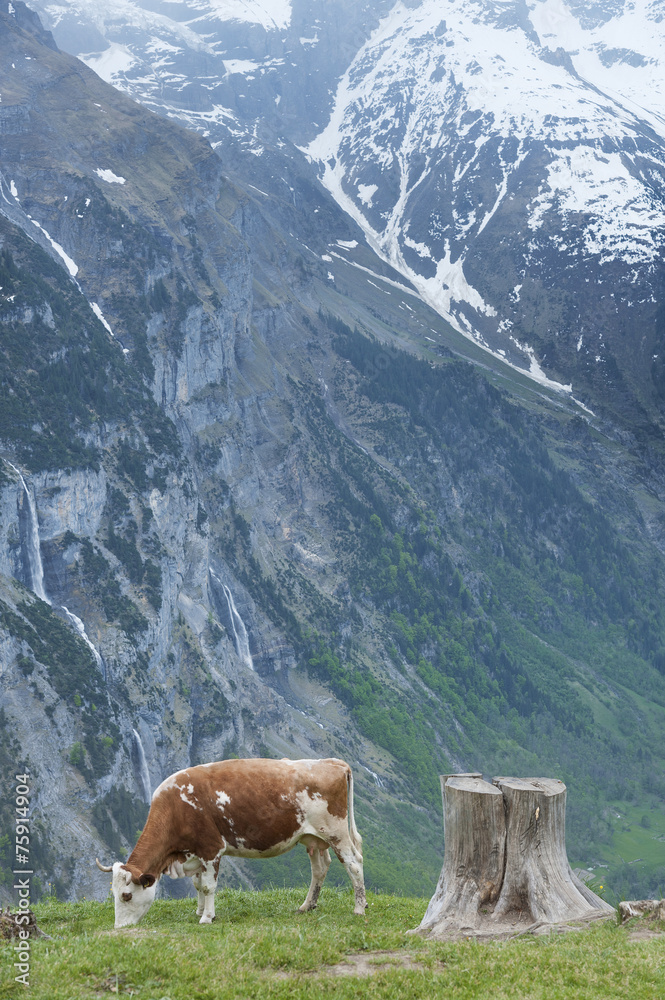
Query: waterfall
xmin=210 ymin=571 xmax=253 ymax=670
xmin=62 ymin=606 xmax=105 ymax=680
xmin=362 ymin=764 xmax=385 ymax=788
xmin=4 ymin=459 xmax=104 ymax=676
xmin=6 ymin=460 xmax=49 ymax=603
xmin=132 ymin=729 xmax=152 ymax=804
xmin=223 ymin=583 xmax=254 ymax=671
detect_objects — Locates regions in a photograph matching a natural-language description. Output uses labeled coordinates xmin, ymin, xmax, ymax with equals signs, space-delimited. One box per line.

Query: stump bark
xmin=415 ymin=774 xmax=614 ymax=939
xmin=417 ymin=774 xmax=506 ymax=937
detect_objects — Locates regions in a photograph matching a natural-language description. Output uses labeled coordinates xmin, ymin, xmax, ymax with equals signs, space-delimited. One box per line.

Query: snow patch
xmin=223 ymin=58 xmax=260 ymax=76
xmin=207 ymin=0 xmax=291 ymax=30
xmin=528 ymin=147 xmax=665 ymax=263
xmin=357 ymin=183 xmax=378 ymax=207
xmin=90 ymin=302 xmax=114 ymax=336
xmin=95 ymin=167 xmax=126 ymax=185
xmin=28 ymin=217 xmax=78 ymax=277
xmin=80 ymin=43 xmax=136 ymax=84
xmin=404 ymin=235 xmax=432 ymax=260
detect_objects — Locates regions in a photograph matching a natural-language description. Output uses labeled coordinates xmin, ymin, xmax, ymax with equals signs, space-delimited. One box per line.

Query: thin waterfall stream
xmin=132 ymin=729 xmax=152 ymax=803
xmin=4 ymin=459 xmax=105 ymax=676
xmin=210 ymin=570 xmax=254 ymax=670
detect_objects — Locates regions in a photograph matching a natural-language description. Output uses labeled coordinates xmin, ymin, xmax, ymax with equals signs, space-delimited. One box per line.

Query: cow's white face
xmin=110 ymin=862 xmax=157 ymax=928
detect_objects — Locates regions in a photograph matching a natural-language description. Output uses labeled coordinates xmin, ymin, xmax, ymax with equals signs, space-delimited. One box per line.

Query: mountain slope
xmin=2 ymin=2 xmax=665 ymax=904
xmin=30 ymin=0 xmax=665 ymax=424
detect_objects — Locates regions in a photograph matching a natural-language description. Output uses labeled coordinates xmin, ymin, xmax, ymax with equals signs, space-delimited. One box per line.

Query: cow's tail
xmin=347 ymin=767 xmax=362 ymax=853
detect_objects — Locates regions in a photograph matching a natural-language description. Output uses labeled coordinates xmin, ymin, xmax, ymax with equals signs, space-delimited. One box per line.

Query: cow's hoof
xmin=199 ymin=915 xmax=214 ymax=924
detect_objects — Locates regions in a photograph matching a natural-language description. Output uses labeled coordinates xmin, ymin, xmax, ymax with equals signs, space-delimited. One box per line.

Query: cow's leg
xmin=298 ymin=846 xmax=331 ymax=912
xmin=192 ymin=872 xmax=205 ymax=918
xmin=333 ymin=837 xmax=366 ymax=915
xmin=197 ymin=854 xmax=222 ymax=924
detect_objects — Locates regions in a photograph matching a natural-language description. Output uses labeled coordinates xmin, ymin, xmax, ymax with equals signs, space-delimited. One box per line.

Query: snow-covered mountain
xmin=305 ymin=0 xmax=665 ymax=406
xmin=24 ymin=0 xmax=665 ymax=414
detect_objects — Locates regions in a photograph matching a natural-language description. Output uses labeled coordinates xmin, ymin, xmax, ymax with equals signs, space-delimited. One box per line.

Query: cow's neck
xmin=125 ymin=830 xmax=171 ymax=880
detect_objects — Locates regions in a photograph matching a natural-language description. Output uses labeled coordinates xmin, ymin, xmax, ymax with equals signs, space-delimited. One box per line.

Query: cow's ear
xmin=138 ymin=873 xmax=156 ymax=888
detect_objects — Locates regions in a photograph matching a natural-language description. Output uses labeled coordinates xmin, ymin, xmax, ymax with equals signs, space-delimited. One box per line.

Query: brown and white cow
xmin=96 ymin=757 xmax=365 ymax=927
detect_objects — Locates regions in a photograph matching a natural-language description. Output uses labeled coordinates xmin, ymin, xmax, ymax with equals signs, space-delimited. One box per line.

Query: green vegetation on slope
xmin=211 ymin=315 xmax=665 ymax=896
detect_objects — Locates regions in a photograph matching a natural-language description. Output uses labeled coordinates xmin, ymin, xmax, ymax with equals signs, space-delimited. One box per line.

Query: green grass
xmin=2 ymin=890 xmax=664 ymax=999
xmin=608 ymin=806 xmax=665 ymax=869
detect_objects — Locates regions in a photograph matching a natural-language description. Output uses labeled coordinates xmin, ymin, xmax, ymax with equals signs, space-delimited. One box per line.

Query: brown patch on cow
xmin=120 ymin=892 xmax=133 ymax=903
xmin=315 ymin=759 xmax=351 ymax=818
xmin=215 ymin=760 xmax=303 ymax=852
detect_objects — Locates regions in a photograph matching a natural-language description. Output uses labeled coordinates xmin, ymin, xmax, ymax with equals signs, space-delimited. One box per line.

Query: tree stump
xmin=415 ymin=775 xmax=614 ymax=939
xmin=417 ymin=774 xmax=506 ymax=937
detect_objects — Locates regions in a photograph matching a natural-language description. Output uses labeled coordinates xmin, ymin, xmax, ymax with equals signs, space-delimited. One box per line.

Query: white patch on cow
xmin=280 ymin=758 xmax=321 ymax=766
xmin=195 ymin=848 xmax=227 ymax=923
xmin=167 ymin=854 xmax=205 ymax=879
xmin=110 ymin=863 xmax=156 ymax=928
xmin=223 ymin=836 xmax=300 ymax=859
xmin=152 ymin=774 xmax=177 ymax=799
xmin=154 ymin=771 xmax=202 ymax=809
xmin=178 ymin=784 xmax=201 ymax=810
xmin=184 ymin=853 xmax=204 ymax=874
xmin=216 ymin=790 xmax=231 ymax=810
xmin=294 ymin=788 xmax=347 ymax=844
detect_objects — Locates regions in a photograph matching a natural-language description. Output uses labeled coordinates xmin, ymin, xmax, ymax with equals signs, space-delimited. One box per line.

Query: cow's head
xmin=96 ymin=859 xmax=157 ymax=927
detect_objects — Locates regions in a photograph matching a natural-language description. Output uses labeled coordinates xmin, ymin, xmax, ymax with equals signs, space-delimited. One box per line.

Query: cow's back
xmin=156 ymin=757 xmax=351 ymax=857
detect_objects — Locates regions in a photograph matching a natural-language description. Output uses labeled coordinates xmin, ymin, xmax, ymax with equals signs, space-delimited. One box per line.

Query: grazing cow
xmin=96 ymin=757 xmax=365 ymax=927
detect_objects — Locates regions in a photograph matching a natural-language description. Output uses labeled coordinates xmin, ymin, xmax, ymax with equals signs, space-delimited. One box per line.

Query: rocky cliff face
xmin=0 ymin=3 xmax=377 ymax=899
xmin=3 ymin=2 xmax=665 ymax=904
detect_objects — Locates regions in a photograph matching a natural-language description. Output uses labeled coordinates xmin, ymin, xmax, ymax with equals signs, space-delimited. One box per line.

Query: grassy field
xmin=1 ymin=889 xmax=664 ymax=999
